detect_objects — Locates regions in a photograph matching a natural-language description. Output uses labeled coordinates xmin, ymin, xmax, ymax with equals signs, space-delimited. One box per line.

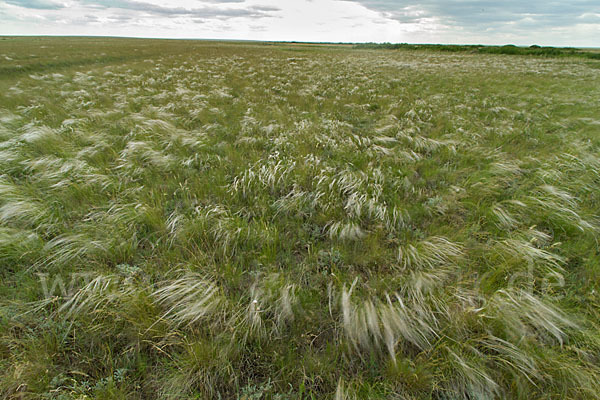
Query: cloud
xmin=0 ymin=0 xmax=597 ymax=45
xmin=3 ymin=0 xmax=65 ymax=10
xmin=76 ymin=0 xmax=279 ymax=19
xmin=344 ymin=0 xmax=600 ymax=29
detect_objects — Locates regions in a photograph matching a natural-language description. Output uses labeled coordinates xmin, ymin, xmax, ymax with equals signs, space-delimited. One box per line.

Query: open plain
xmin=1 ymin=37 xmax=600 ymax=399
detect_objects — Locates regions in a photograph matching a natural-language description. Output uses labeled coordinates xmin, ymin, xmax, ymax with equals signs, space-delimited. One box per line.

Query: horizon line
xmin=1 ymin=34 xmax=598 ymax=49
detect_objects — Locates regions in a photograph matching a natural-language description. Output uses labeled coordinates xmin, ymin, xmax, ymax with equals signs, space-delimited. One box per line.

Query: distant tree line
xmin=354 ymin=43 xmax=600 ymax=60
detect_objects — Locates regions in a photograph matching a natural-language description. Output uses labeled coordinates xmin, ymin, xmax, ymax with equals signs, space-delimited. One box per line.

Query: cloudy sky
xmin=1 ymin=0 xmax=599 ymax=46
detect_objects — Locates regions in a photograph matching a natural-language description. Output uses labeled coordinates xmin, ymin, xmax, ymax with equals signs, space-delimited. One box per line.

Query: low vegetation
xmin=0 ymin=37 xmax=599 ymax=399
xmin=354 ymin=42 xmax=600 ymax=60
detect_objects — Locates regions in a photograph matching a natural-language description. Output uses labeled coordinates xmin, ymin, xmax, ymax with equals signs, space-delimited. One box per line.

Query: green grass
xmin=1 ymin=37 xmax=600 ymax=399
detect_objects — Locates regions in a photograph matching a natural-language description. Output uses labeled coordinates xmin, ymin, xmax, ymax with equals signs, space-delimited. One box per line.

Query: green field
xmin=1 ymin=37 xmax=600 ymax=399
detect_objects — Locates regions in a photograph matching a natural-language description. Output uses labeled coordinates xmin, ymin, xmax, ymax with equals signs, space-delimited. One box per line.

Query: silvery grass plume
xmin=340 ymin=280 xmax=578 ymax=395
xmin=232 ymin=275 xmax=298 ymax=341
xmin=397 ymin=236 xmax=463 ymax=270
xmin=0 ymin=227 xmax=43 ymax=264
xmin=397 ymin=131 xmax=457 ymax=155
xmin=138 ymin=118 xmax=179 ymax=135
xmin=209 ymin=214 xmax=247 ymax=257
xmin=343 ymin=191 xmax=411 ymax=232
xmin=98 ymin=201 xmax=185 ymax=250
xmin=0 ymin=147 xmax=20 ymax=172
xmin=276 ymin=283 xmax=297 ymax=325
xmin=22 ymin=156 xmax=113 ymax=195
xmin=272 ymin=187 xmax=323 ymax=218
xmin=325 ymin=168 xmax=368 ymax=199
xmin=556 ymin=152 xmax=600 ymax=186
xmin=19 ymin=125 xmax=59 ymax=145
xmin=75 ymin=139 xmax=116 ymax=165
xmin=59 ymin=275 xmax=137 ymax=322
xmin=475 ymin=335 xmax=540 ymax=384
xmin=444 ymin=346 xmax=500 ymax=400
xmin=523 ymin=185 xmax=597 ymax=232
xmin=22 ymin=156 xmax=83 ymax=180
xmin=161 ymin=126 xmax=206 ymax=152
xmin=118 ymin=140 xmax=177 ymax=171
xmin=490 ymin=203 xmax=519 ymax=230
xmin=241 ymin=281 xmax=266 ymax=339
xmin=485 ymin=288 xmax=578 ymax=345
xmin=153 ymin=273 xmax=224 ymax=328
xmin=43 ymin=233 xmax=110 ymax=267
xmin=0 ymin=178 xmax=53 ymax=230
xmin=230 ymin=156 xmax=297 ymax=198
xmin=490 ymin=160 xmax=523 ymax=177
xmin=328 ymin=220 xmax=366 ymax=241
xmin=339 ymin=281 xmax=440 ymax=362
xmin=174 ymin=204 xmax=237 ymax=251
xmin=494 ymin=237 xmax=565 ymax=273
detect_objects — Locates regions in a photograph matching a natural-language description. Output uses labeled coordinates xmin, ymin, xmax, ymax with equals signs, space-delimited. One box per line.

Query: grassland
xmin=353 ymin=43 xmax=600 ymax=60
xmin=0 ymin=37 xmax=599 ymax=399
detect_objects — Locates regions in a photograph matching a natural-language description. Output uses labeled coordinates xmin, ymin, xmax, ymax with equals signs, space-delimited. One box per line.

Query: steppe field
xmin=1 ymin=37 xmax=600 ymax=399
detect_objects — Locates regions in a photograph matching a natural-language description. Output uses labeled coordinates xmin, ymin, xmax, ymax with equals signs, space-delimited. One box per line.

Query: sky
xmin=0 ymin=0 xmax=599 ymax=46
